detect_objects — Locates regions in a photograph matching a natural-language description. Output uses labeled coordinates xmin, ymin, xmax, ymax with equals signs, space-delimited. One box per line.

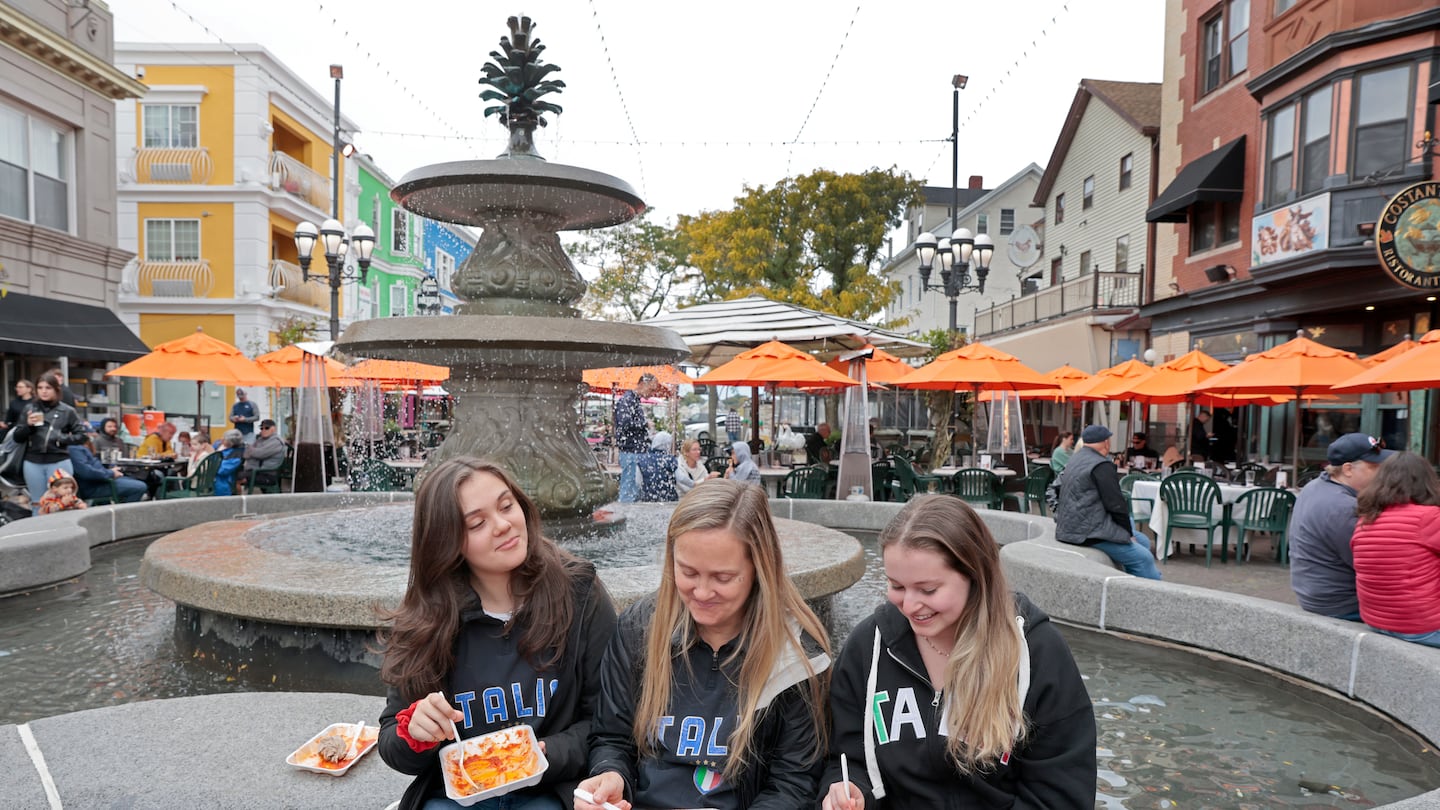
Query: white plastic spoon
xmin=572 ymin=787 xmax=624 ymax=810
xmin=344 ymin=720 xmax=366 ymax=763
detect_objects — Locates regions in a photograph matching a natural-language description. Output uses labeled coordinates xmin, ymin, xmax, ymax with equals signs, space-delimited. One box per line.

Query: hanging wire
xmin=587 ymin=0 xmax=648 ymax=198
xmin=785 ymin=4 xmax=863 ymax=175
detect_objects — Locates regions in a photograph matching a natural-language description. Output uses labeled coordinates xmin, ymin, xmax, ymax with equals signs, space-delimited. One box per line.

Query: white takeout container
xmin=440 ymin=724 xmax=548 ymax=806
xmin=286 ymin=722 xmax=378 ymax=776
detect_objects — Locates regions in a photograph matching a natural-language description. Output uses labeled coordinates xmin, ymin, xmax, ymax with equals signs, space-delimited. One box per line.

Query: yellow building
xmin=113 ymin=44 xmax=359 ymax=438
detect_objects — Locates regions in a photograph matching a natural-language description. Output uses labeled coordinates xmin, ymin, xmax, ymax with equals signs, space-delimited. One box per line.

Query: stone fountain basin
xmin=338 ymin=315 xmax=689 ymax=372
xmin=140 ymin=507 xmax=866 ymax=630
xmin=392 ymin=158 xmax=644 ymax=231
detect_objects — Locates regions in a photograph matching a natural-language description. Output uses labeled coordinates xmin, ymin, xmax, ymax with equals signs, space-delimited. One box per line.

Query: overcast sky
xmin=107 ymin=0 xmax=1164 ymax=225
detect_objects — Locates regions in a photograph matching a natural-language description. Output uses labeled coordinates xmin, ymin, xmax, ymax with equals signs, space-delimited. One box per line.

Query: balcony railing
xmin=135 ymin=260 xmax=213 ymax=297
xmin=268 ymin=152 xmax=329 ymax=212
xmin=268 ymin=259 xmax=328 ymax=309
xmin=975 ymin=270 xmax=1140 ymax=337
xmin=131 ymin=147 xmax=213 ymax=184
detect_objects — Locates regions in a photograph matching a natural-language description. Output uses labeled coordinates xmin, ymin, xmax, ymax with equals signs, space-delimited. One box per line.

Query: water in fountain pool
xmin=1 ymin=533 xmax=1438 ymax=807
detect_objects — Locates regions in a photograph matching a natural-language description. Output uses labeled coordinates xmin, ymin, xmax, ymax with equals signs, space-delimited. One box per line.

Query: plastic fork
xmin=447 ymin=713 xmax=480 ymax=794
xmin=344 ymin=720 xmax=366 ymax=763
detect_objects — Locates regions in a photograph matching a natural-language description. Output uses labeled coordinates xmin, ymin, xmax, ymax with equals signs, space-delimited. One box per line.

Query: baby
xmin=38 ymin=469 xmax=87 ymax=515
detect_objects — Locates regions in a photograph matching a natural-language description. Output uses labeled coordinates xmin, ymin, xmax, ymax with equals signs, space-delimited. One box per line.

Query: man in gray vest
xmin=1055 ymin=424 xmax=1162 ymax=579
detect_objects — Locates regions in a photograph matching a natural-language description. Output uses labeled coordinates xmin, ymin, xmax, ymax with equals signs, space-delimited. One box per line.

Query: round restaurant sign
xmin=1007 ymin=224 xmax=1041 ymax=269
xmin=1375 ymin=180 xmax=1440 ymax=290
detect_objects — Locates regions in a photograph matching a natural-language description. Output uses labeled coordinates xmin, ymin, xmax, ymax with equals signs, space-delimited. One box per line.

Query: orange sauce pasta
xmin=445 ymin=728 xmax=540 ymax=797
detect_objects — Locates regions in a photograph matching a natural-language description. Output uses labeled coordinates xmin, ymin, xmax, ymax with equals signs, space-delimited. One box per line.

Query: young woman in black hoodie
xmin=820 ymin=495 xmax=1096 ymax=809
xmin=377 ymin=457 xmax=617 ymax=810
xmin=577 ymin=479 xmax=832 ymax=810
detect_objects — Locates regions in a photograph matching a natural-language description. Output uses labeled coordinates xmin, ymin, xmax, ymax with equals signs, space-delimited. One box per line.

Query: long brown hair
xmin=880 ymin=495 xmax=1027 ymax=772
xmin=1356 ymin=451 xmax=1440 ymax=524
xmin=634 ymin=479 xmax=830 ymax=778
xmin=378 ymin=457 xmax=584 ymax=702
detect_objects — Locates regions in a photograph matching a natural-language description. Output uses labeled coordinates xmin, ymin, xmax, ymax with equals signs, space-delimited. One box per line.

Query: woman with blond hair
xmin=377 ymin=457 xmax=616 ymax=810
xmin=820 ymin=495 xmax=1095 ymax=809
xmin=576 ymin=479 xmax=831 ymax=810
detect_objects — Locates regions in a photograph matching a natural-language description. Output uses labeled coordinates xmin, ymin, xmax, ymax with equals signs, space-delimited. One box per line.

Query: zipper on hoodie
xmin=886 ymin=648 xmax=943 ymax=709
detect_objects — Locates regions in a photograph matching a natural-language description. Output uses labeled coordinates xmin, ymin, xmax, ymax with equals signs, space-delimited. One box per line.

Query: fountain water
xmin=337 ymin=15 xmax=687 ymax=530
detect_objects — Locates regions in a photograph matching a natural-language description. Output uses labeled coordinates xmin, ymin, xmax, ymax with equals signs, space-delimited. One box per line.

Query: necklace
xmin=921 ymin=634 xmax=953 ymax=657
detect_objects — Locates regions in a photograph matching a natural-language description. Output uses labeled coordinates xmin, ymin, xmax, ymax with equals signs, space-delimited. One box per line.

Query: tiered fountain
xmin=338 ymin=15 xmax=688 ymax=530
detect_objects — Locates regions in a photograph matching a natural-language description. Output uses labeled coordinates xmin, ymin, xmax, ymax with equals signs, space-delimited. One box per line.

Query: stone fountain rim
xmin=392 ymin=157 xmax=644 ymax=231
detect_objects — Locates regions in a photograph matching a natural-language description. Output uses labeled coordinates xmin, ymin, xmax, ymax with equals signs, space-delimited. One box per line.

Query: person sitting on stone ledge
xmin=1053 ymin=425 xmax=1162 ymax=580
xmin=1351 ymin=451 xmax=1440 ymax=648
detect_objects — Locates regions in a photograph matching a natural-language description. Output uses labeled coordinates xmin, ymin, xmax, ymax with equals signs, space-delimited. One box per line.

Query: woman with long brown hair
xmin=821 ymin=495 xmax=1095 ymax=808
xmin=576 ymin=478 xmax=831 ymax=810
xmin=1352 ymin=451 xmax=1440 ymax=648
xmin=377 ymin=457 xmax=617 ymax=810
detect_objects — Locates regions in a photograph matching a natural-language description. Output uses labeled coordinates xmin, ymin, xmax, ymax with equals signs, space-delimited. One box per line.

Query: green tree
xmin=677 ymin=168 xmax=923 ymax=320
xmin=573 ymin=211 xmax=691 ymax=321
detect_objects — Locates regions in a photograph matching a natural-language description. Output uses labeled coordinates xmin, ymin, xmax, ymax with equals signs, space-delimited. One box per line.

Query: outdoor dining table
xmin=930 ymin=466 xmax=1018 ymax=479
xmin=1131 ymin=478 xmax=1258 ymax=559
xmin=114 ymin=457 xmax=187 ymax=478
xmin=381 ymin=458 xmax=425 ymax=488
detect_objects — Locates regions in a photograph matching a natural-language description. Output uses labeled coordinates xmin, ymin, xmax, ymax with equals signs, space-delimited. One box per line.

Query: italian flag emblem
xmin=693 ymin=765 xmax=724 ymax=794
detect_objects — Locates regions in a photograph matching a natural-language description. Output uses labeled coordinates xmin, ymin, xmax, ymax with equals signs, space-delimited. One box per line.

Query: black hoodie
xmin=378 ymin=562 xmax=617 ymax=810
xmin=819 ymin=592 xmax=1095 ymax=809
xmin=588 ymin=593 xmax=831 ymax=810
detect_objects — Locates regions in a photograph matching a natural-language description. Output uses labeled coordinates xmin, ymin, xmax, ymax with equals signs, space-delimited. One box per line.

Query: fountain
xmin=337 ymin=15 xmax=688 ymax=530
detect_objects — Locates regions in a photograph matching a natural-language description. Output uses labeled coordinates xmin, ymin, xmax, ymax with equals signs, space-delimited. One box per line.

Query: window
xmin=1116 ymin=234 xmax=1130 ymax=273
xmin=389 ymin=282 xmax=408 ymax=317
xmin=1082 ymin=176 xmax=1095 ymax=209
xmin=1275 ymin=0 xmax=1296 ymax=13
xmin=144 ymin=219 xmax=201 ymax=261
xmin=1190 ymin=200 xmax=1242 ymax=252
xmin=1055 ymin=193 xmax=1066 ymax=224
xmin=436 ymin=249 xmax=455 ymax=291
xmin=1299 ymin=86 xmax=1331 ymax=195
xmin=1352 ymin=64 xmax=1411 ymax=180
xmin=1201 ymin=0 xmax=1249 ymax=95
xmin=1266 ymin=104 xmax=1295 ymax=206
xmin=391 ymin=208 xmax=408 ymax=254
xmin=1119 ymin=154 xmax=1133 ymax=190
xmin=0 ymin=104 xmax=71 ymax=231
xmin=976 ymin=213 xmax=989 ymax=234
xmin=370 ymin=195 xmax=381 ymax=230
xmin=999 ymin=208 xmax=1014 ymax=235
xmin=141 ymin=104 xmax=198 ymax=148
xmin=1080 ymin=250 xmax=1092 ymax=276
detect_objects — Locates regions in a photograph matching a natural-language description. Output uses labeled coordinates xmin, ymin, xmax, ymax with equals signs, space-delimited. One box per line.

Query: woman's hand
xmin=574 ymin=771 xmax=630 ymax=810
xmin=405 ymin=691 xmax=463 ymax=743
xmin=821 ymin=779 xmax=863 ymax=810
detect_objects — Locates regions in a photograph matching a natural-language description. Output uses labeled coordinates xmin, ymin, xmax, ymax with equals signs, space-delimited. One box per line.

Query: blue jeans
xmin=23 ymin=458 xmax=74 ymax=514
xmin=1092 ymin=535 xmax=1163 ymax=580
xmin=1374 ymin=627 xmax=1440 ymax=648
xmin=422 ymin=791 xmax=563 ymax=810
xmin=618 ymin=451 xmax=641 ymax=502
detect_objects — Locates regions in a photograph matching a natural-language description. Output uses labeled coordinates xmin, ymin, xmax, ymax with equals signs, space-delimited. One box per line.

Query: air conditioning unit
xmin=150 ymin=279 xmax=195 ymax=297
xmin=149 ymin=163 xmax=192 ymax=182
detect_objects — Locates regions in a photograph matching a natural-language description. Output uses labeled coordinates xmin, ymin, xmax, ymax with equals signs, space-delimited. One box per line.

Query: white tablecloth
xmin=1132 ymin=479 xmax=1256 ymax=558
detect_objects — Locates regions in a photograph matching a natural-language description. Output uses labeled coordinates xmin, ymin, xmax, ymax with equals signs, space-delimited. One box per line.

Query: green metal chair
xmin=705 ymin=456 xmax=730 ymax=475
xmin=1296 ymin=466 xmax=1324 ymax=487
xmin=888 ymin=455 xmax=941 ymax=502
xmin=952 ymin=468 xmax=1004 ymax=510
xmin=84 ymin=478 xmax=121 ymax=506
xmin=1229 ymin=487 xmax=1296 ymax=564
xmin=871 ymin=461 xmax=893 ymax=502
xmin=782 ymin=466 xmax=829 ymax=499
xmin=160 ymin=452 xmax=223 ymax=499
xmin=1019 ymin=465 xmax=1055 ymax=515
xmin=1120 ymin=472 xmax=1159 ymax=530
xmin=352 ymin=458 xmax=406 ymax=492
xmin=1234 ymin=461 xmax=1271 ymax=485
xmin=1157 ymin=472 xmax=1228 ymax=567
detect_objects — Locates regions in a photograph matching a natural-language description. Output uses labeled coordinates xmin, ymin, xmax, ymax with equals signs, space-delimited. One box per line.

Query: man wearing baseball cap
xmin=1054 ymin=424 xmax=1162 ymax=579
xmin=1289 ymin=433 xmax=1396 ymax=620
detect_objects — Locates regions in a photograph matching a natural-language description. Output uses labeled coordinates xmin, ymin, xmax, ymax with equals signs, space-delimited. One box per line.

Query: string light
xmin=786 ymin=4 xmax=863 ymax=174
xmin=587 ymin=0 xmax=647 ymax=198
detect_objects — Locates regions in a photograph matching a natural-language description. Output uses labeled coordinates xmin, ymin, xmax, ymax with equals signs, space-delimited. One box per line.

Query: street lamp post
xmin=911 ymin=74 xmax=995 ymax=333
xmin=292 ymin=64 xmax=375 ymax=341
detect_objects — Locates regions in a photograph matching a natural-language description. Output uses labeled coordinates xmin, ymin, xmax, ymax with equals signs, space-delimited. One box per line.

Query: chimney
xmin=968 ymin=175 xmax=983 ymax=190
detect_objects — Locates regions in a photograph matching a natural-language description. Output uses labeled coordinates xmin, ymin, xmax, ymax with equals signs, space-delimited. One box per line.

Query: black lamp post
xmin=417 ymin=276 xmax=442 ymax=315
xmin=911 ymin=74 xmax=995 ymax=333
xmin=294 ymin=217 xmax=375 ymax=340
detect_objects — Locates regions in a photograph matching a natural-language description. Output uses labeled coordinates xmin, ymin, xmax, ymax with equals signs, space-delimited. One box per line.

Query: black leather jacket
xmin=12 ymin=399 xmax=88 ymax=463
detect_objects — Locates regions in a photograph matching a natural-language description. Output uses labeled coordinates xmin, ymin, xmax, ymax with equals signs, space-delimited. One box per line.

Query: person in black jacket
xmin=376 ymin=457 xmax=618 ymax=810
xmin=821 ymin=495 xmax=1096 ymax=809
xmin=12 ymin=373 xmax=89 ymax=512
xmin=577 ymin=479 xmax=832 ymax=810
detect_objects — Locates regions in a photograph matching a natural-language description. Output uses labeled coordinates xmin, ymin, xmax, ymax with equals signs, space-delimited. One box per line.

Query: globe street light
xmin=294 ymin=219 xmax=374 ymax=340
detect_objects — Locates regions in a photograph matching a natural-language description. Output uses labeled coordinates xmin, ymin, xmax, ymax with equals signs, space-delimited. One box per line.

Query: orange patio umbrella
xmin=1359 ymin=334 xmax=1425 ymax=368
xmin=1197 ymin=335 xmax=1369 ymax=473
xmin=979 ymin=363 xmax=1094 ymax=401
xmin=692 ymin=340 xmax=858 ymax=447
xmin=823 ymin=345 xmax=914 ymax=385
xmin=255 ymin=345 xmax=349 ymax=388
xmin=1066 ymin=358 xmax=1156 ymax=401
xmin=331 ymin=358 xmax=450 ymax=388
xmin=1331 ymin=329 xmax=1440 ymax=394
xmin=107 ymin=327 xmax=275 ymax=436
xmin=891 ymin=342 xmax=1058 ymax=394
xmin=582 ymin=364 xmax=691 ymax=391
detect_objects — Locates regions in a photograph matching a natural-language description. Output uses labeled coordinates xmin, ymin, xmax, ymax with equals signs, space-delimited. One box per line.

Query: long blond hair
xmin=880 ymin=495 xmax=1027 ymax=771
xmin=633 ymin=479 xmax=830 ymax=778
